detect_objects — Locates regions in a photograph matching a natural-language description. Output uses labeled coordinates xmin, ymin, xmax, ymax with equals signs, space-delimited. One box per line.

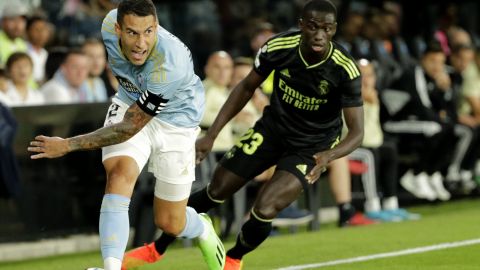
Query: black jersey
xmin=253 ymin=30 xmax=362 ymax=149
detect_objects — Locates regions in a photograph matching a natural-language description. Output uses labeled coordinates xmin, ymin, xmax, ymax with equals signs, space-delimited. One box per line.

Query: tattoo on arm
xmin=68 ymin=103 xmax=153 ymax=152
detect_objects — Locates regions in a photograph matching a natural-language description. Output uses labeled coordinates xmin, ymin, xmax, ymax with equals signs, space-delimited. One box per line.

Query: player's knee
xmin=154 ymin=215 xmax=184 ymax=236
xmin=207 ymin=184 xmax=228 ymax=201
xmin=106 ymin=169 xmax=136 ymax=189
xmin=253 ymin=205 xmax=278 ymax=220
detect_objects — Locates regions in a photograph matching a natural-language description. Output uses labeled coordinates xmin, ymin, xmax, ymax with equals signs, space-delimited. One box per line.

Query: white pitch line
xmin=275 ymin=238 xmax=480 ymax=270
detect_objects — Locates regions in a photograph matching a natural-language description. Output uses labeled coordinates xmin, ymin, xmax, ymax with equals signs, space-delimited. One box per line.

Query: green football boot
xmin=197 ymin=213 xmax=226 ymax=270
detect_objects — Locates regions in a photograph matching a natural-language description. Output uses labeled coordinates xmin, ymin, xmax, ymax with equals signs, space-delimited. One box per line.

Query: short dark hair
xmin=302 ymin=0 xmax=337 ymax=20
xmin=82 ymin=38 xmax=104 ymax=48
xmin=117 ymin=0 xmax=157 ymax=26
xmin=6 ymin=52 xmax=33 ymax=71
xmin=62 ymin=48 xmax=88 ymax=65
xmin=45 ymin=46 xmax=68 ymax=80
xmin=423 ymin=39 xmax=444 ymax=55
xmin=26 ymin=15 xmax=48 ymax=31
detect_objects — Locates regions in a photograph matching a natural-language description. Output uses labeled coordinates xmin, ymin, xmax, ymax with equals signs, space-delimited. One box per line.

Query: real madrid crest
xmin=317 ymin=80 xmax=329 ymax=95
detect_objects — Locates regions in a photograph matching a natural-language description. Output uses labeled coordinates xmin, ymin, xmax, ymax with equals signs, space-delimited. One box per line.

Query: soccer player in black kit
xmin=121 ymin=0 xmax=364 ymax=269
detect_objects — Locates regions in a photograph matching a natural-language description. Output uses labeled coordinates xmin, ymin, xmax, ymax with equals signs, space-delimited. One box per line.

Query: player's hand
xmin=28 ymin=135 xmax=69 ymax=159
xmin=306 ymin=152 xmax=329 ymax=184
xmin=195 ymin=135 xmax=214 ymax=164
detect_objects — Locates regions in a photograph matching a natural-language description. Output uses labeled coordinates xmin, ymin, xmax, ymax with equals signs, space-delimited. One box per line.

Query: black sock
xmin=226 ymin=213 xmax=272 ymax=260
xmin=338 ymin=202 xmax=355 ymax=227
xmin=187 ymin=186 xmax=223 ymax=213
xmin=154 ymin=233 xmax=176 ymax=254
xmin=154 ymin=187 xmax=222 ymax=254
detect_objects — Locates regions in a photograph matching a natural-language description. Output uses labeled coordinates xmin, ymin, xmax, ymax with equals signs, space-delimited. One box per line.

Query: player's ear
xmin=115 ymin=22 xmax=121 ymax=37
xmin=332 ymin=22 xmax=338 ymax=35
xmin=298 ymin=18 xmax=304 ymax=30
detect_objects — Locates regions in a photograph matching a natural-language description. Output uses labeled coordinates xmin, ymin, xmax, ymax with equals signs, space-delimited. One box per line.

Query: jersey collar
xmin=298 ymin=41 xmax=333 ymax=69
xmin=117 ymin=40 xmax=127 ymax=61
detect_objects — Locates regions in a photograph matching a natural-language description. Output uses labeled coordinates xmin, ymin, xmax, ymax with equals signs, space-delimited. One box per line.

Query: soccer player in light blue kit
xmin=27 ymin=1 xmax=225 ymax=270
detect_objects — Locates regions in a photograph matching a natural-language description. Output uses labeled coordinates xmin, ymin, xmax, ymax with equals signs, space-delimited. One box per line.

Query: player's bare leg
xmin=225 ymin=170 xmax=303 ymax=269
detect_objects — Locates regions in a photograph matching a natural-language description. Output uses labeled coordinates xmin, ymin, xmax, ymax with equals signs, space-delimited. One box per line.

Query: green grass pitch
xmin=1 ymin=198 xmax=479 ymax=270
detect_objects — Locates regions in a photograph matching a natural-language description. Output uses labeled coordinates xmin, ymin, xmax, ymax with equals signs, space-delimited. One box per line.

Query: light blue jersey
xmin=101 ymin=9 xmax=205 ymax=128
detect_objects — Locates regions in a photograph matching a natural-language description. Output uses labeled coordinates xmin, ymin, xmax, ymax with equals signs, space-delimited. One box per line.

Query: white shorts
xmin=102 ymin=98 xmax=200 ymax=201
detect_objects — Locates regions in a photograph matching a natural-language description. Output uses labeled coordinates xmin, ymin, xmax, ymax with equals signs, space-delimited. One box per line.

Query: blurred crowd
xmin=1 ymin=0 xmax=480 ymax=228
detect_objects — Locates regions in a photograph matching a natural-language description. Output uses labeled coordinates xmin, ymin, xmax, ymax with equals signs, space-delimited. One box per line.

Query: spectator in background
xmin=249 ymin=22 xmax=276 ymax=58
xmin=101 ymin=64 xmax=119 ymax=97
xmin=380 ymin=7 xmax=416 ymax=71
xmin=230 ymin=57 xmax=269 ymax=138
xmin=249 ymin=22 xmax=276 ymax=96
xmin=434 ymin=3 xmax=461 ymax=57
xmin=457 ymin=47 xmax=480 ymax=128
xmin=354 ymin=59 xmax=419 ymax=221
xmin=447 ymin=26 xmax=472 ymax=50
xmin=459 ymin=47 xmax=480 ymax=184
xmin=4 ymin=52 xmax=44 ymax=106
xmin=41 ymin=49 xmax=90 ymax=104
xmin=201 ymin=51 xmax=235 ymax=154
xmin=328 ymin=156 xmax=376 ymax=227
xmin=335 ymin=11 xmax=368 ymax=59
xmin=384 ymin=41 xmax=455 ymax=201
xmin=26 ymin=15 xmax=52 ymax=85
xmin=44 ymin=46 xmax=69 ymax=81
xmin=361 ymin=8 xmax=404 ymax=91
xmin=54 ymin=0 xmax=109 ymax=46
xmin=0 ymin=2 xmax=29 ymax=67
xmin=445 ymin=44 xmax=478 ymax=192
xmin=81 ymin=38 xmax=109 ymax=102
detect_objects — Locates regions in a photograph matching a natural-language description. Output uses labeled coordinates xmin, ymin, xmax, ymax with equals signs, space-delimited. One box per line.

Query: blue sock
xmin=177 ymin=207 xmax=205 ymax=239
xmin=99 ymin=194 xmax=130 ymax=260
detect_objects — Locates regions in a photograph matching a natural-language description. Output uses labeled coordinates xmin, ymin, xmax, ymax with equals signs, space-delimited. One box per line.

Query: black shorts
xmin=218 ymin=120 xmax=339 ymax=188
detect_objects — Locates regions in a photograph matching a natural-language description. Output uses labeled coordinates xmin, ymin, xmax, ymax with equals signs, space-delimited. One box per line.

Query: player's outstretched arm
xmin=306 ymin=106 xmax=364 ymax=183
xmin=28 ymin=102 xmax=153 ymax=159
xmin=195 ymin=70 xmax=264 ymax=164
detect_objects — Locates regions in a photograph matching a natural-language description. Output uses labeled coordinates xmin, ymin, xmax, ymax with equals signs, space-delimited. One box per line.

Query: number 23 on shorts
xmin=235 ymin=128 xmax=264 ymax=155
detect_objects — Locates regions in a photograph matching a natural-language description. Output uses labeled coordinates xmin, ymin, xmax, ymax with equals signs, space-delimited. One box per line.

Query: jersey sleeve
xmin=340 ymin=75 xmax=363 ymax=107
xmin=331 ymin=48 xmax=363 ymax=107
xmin=101 ymin=9 xmax=117 ymax=45
xmin=253 ymin=45 xmax=277 ymax=77
xmin=101 ymin=9 xmax=125 ymax=70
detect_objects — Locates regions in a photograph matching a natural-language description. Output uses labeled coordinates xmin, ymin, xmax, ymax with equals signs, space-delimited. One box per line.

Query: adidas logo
xmin=181 ymin=166 xmax=189 ymax=175
xmin=296 ymin=164 xmax=307 ymax=175
xmin=216 ymin=242 xmax=225 ymax=266
xmin=280 ymin=68 xmax=290 ymax=78
xmin=225 ymin=148 xmax=236 ymax=159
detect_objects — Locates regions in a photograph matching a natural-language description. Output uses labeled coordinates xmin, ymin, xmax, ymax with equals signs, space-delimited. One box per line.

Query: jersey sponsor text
xmin=278 ymin=78 xmax=327 ymax=111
